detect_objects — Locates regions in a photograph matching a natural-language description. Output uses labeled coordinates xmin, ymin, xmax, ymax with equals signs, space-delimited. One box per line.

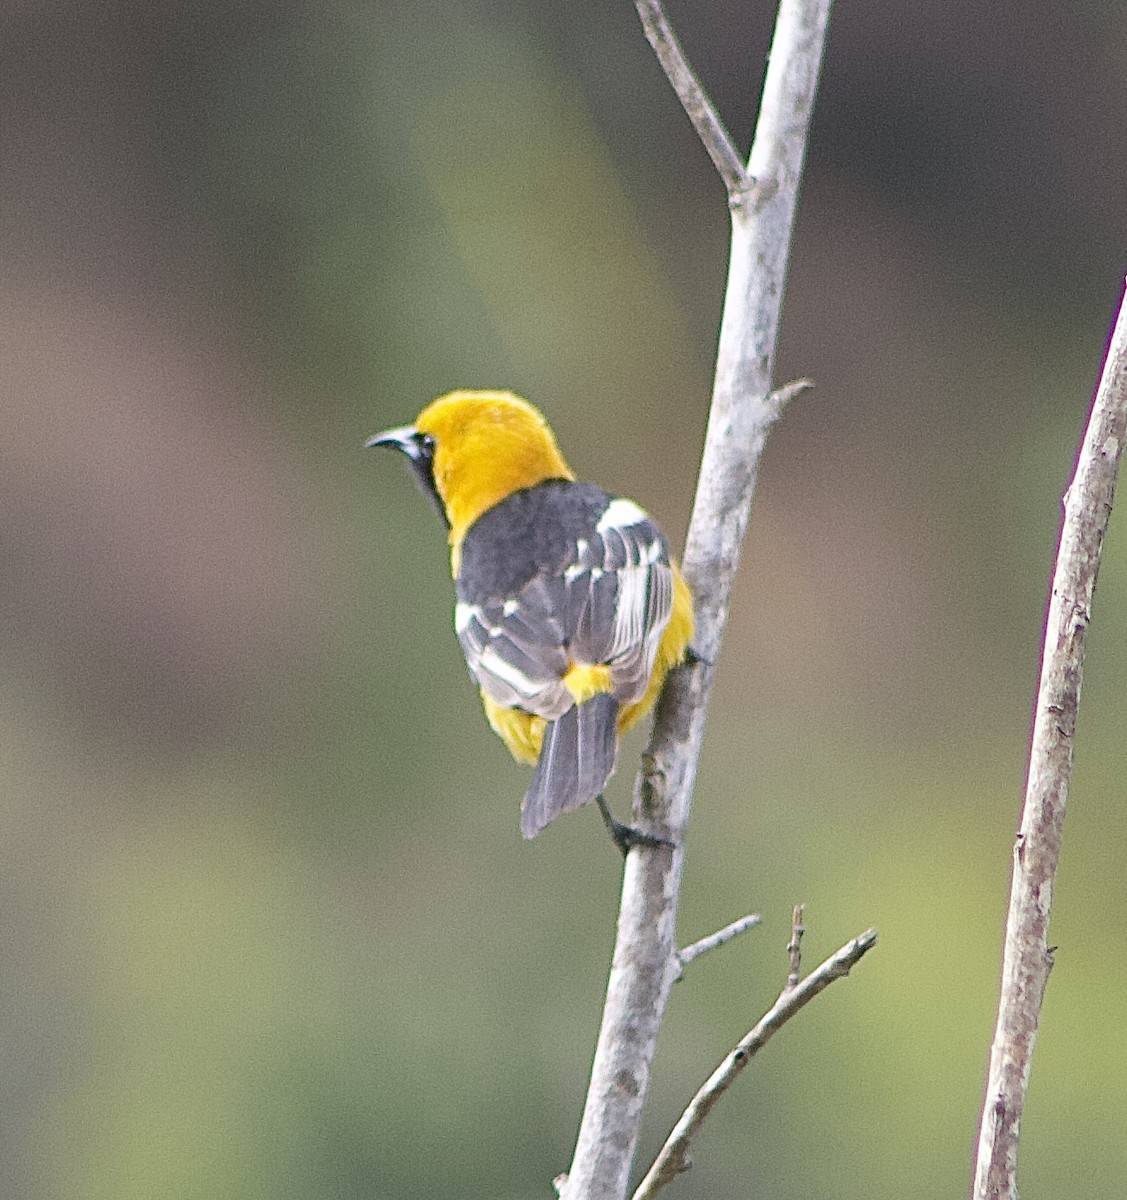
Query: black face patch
xmin=369 ymin=428 xmax=448 ymax=528
xmin=402 ymin=434 xmax=447 ymax=527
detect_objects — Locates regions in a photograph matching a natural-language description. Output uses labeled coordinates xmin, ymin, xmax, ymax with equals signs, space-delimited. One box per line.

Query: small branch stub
xmin=769 ymin=377 xmax=815 ymax=419
xmin=676 ymin=913 xmax=762 ymax=977
xmin=785 ymin=903 xmax=806 ymax=990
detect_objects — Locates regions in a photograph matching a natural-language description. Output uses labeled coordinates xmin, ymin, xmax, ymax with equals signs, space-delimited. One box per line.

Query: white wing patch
xmin=454 ymin=601 xmax=480 ymax=635
xmin=477 ymin=647 xmax=544 ymax=700
xmin=606 ymin=565 xmax=649 ymax=661
xmin=596 ymin=497 xmax=648 ymax=533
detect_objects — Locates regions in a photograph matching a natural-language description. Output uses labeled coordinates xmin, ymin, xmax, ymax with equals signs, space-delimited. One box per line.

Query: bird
xmin=367 ymin=390 xmax=694 ymax=843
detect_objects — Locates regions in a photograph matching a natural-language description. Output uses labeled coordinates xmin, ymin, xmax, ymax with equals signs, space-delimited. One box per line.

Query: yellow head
xmin=369 ymin=390 xmax=575 ymax=562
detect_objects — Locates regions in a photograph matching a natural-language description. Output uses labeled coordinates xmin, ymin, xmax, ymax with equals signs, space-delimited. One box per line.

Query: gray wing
xmin=455 ymin=500 xmax=673 ymax=717
xmin=455 ymin=576 xmax=574 ymax=720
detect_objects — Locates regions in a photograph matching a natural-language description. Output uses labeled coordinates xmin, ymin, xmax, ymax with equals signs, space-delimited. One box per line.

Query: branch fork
xmin=633 ymin=915 xmax=878 ymax=1200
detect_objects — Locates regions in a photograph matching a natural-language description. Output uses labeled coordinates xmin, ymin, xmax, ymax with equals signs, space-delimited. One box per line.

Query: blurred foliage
xmin=1 ymin=1 xmax=1126 ymax=1197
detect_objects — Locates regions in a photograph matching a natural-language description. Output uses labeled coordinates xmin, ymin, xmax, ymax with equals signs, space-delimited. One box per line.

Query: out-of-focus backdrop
xmin=2 ymin=2 xmax=1125 ymax=1197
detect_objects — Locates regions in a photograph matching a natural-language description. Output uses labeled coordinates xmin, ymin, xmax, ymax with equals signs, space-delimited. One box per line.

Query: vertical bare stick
xmin=785 ymin=903 xmax=806 ymax=990
xmin=560 ymin=3 xmax=833 ymax=1198
xmin=972 ymin=282 xmax=1127 ymax=1200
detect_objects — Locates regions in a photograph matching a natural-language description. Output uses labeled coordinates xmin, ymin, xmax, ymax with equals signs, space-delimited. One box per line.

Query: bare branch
xmin=972 ymin=280 xmax=1127 ymax=1200
xmin=785 ymin=903 xmax=805 ymax=990
xmin=676 ymin=913 xmax=762 ymax=976
xmin=633 ymin=927 xmax=878 ymax=1200
xmin=560 ymin=5 xmax=833 ymax=1196
xmin=634 ymin=0 xmax=750 ymax=198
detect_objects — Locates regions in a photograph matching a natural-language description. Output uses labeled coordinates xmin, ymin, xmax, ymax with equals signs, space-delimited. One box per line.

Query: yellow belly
xmin=481 ymin=694 xmax=545 ymax=764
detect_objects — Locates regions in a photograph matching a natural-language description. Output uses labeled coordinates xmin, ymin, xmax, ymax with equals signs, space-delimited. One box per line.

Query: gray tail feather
xmin=521 ymin=694 xmax=619 ymax=839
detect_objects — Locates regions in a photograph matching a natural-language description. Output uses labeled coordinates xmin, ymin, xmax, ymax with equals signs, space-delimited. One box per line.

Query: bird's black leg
xmin=595 ymin=794 xmax=673 ymax=856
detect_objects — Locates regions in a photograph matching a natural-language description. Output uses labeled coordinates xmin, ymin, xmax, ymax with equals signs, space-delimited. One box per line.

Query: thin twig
xmin=785 ymin=903 xmax=805 ymax=990
xmin=634 ymin=0 xmax=750 ymax=199
xmin=972 ymin=280 xmax=1127 ymax=1200
xmin=676 ymin=914 xmax=762 ymax=976
xmin=560 ymin=5 xmax=833 ymax=1197
xmin=633 ymin=927 xmax=878 ymax=1200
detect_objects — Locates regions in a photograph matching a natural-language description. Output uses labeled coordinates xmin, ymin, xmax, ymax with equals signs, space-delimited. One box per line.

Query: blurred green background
xmin=2 ymin=1 xmax=1126 ymax=1197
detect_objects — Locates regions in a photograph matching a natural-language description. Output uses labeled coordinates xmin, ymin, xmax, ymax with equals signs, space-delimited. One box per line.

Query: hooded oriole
xmin=368 ymin=390 xmax=694 ymax=840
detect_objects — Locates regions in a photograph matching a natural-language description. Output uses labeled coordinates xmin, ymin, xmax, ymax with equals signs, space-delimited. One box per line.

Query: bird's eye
xmin=417 ymin=432 xmax=436 ymax=455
